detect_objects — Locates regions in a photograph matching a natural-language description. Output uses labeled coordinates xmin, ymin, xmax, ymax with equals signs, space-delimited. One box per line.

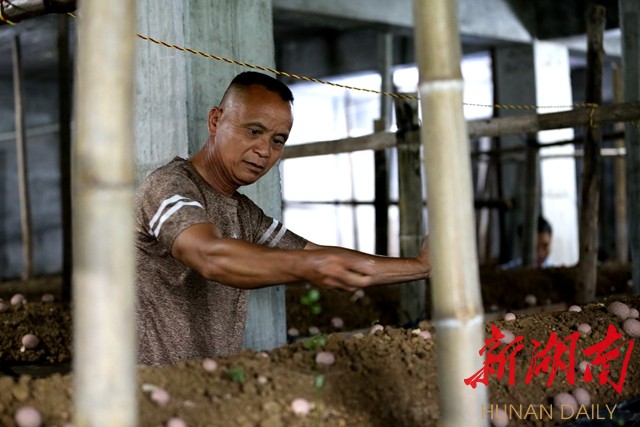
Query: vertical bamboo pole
xmin=395 ymin=96 xmax=427 ymax=324
xmin=12 ymin=35 xmax=33 ymax=281
xmin=576 ymin=5 xmax=605 ymax=304
xmin=72 ymin=0 xmax=137 ymax=425
xmin=521 ymin=136 xmax=540 ymax=267
xmin=613 ymin=65 xmax=628 ymax=264
xmin=413 ymin=1 xmax=488 ymax=426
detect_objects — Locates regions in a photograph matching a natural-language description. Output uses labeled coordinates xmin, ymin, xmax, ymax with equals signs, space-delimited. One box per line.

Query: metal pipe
xmin=72 ymin=0 xmax=137 ymax=425
xmin=413 ymin=0 xmax=487 ymax=426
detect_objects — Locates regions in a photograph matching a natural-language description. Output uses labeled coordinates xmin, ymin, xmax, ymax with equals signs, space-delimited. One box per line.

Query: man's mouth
xmin=245 ymin=161 xmax=265 ymax=172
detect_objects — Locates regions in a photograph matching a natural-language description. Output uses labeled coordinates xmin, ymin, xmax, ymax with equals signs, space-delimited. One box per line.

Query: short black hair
xmin=516 ymin=215 xmax=553 ymax=237
xmin=538 ymin=216 xmax=552 ymax=235
xmin=226 ymin=71 xmax=294 ymax=103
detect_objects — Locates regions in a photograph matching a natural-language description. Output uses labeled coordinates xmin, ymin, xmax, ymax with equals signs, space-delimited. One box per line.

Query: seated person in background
xmin=501 ymin=216 xmax=553 ymax=269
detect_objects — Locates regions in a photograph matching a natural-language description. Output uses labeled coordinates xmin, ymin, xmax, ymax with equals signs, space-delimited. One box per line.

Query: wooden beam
xmin=282 ymin=101 xmax=640 ymax=159
xmin=282 ymin=131 xmax=395 ymax=159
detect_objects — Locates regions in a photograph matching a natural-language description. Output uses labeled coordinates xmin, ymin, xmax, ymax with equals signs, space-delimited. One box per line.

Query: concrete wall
xmin=0 ymin=77 xmax=62 ymax=280
xmin=134 ymin=0 xmax=286 ymax=351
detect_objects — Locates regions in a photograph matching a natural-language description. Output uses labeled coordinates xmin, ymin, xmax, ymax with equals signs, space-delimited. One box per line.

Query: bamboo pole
xmin=521 ymin=137 xmax=540 ymax=267
xmin=282 ymin=101 xmax=640 ymax=160
xmin=613 ymin=65 xmax=629 ymax=263
xmin=12 ymin=35 xmax=33 ymax=281
xmin=0 ymin=0 xmax=75 ymax=25
xmin=413 ymin=1 xmax=487 ymax=426
xmin=394 ymin=96 xmax=427 ymax=324
xmin=576 ymin=5 xmax=605 ymax=304
xmin=72 ymin=0 xmax=137 ymax=425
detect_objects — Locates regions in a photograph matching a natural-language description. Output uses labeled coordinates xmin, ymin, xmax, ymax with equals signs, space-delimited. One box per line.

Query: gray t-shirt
xmin=135 ymin=157 xmax=306 ymax=366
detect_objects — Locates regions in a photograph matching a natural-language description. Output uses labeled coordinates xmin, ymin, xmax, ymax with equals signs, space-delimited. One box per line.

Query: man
xmin=501 ymin=216 xmax=553 ymax=269
xmin=135 ymin=71 xmax=430 ymax=366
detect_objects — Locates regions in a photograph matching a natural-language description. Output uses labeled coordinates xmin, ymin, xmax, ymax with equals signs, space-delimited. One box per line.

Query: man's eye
xmin=274 ymin=139 xmax=285 ymax=146
xmin=249 ymin=128 xmax=261 ymax=135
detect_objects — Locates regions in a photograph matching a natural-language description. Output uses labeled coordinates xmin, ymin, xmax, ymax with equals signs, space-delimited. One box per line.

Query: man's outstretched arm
xmin=171 ymin=223 xmax=376 ymax=291
xmin=172 ymin=223 xmax=429 ymax=291
xmin=303 ymin=239 xmax=430 ymax=286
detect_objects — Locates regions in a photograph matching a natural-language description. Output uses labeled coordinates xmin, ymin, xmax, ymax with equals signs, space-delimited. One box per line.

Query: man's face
xmin=208 ymin=84 xmax=293 ymax=189
xmin=536 ymin=231 xmax=552 ymax=267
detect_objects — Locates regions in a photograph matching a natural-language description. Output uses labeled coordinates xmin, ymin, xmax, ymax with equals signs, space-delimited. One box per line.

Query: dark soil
xmin=0 ymin=263 xmax=638 ymax=427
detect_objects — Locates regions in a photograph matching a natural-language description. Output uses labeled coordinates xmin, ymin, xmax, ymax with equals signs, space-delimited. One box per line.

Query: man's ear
xmin=208 ymin=107 xmax=222 ymax=135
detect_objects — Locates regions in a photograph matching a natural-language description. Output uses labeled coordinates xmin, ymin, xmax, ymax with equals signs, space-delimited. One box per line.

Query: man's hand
xmin=301 ymin=246 xmax=376 ymax=292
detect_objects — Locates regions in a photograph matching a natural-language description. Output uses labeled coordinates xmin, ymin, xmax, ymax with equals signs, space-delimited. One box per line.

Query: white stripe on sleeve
xmin=149 ymin=195 xmax=188 ymax=230
xmin=268 ymin=224 xmax=287 ymax=247
xmin=152 ymin=200 xmax=204 ymax=238
xmin=256 ymin=219 xmax=279 ymax=245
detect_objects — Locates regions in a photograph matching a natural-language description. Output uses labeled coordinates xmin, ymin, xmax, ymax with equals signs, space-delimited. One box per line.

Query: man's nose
xmin=253 ymin=137 xmax=271 ymax=157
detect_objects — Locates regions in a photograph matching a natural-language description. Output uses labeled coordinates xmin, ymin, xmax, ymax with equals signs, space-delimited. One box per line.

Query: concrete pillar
xmin=493 ymin=45 xmax=537 ymax=262
xmin=135 ymin=0 xmax=287 ymax=350
xmin=619 ymin=0 xmax=640 ymax=293
xmin=534 ymin=41 xmax=579 ymax=267
xmin=493 ymin=42 xmax=578 ymax=267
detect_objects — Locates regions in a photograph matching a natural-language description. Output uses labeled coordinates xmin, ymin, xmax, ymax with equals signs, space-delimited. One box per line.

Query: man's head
xmin=536 ymin=216 xmax=553 ymax=267
xmin=202 ymin=72 xmax=294 ymax=195
xmin=221 ymin=71 xmax=294 ymax=105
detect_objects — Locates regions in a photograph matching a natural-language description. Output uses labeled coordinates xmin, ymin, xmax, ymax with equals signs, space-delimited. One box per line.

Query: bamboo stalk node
xmin=435 ymin=314 xmax=484 ymax=329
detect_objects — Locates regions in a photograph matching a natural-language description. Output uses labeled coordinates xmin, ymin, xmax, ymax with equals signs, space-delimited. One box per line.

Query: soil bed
xmin=0 ymin=263 xmax=637 ymax=427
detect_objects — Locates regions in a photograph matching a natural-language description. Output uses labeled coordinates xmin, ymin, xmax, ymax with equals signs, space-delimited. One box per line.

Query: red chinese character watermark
xmin=582 ymin=324 xmax=634 ymax=393
xmin=525 ymin=331 xmax=580 ymax=387
xmin=464 ymin=323 xmax=634 ymax=393
xmin=464 ymin=324 xmax=525 ymax=387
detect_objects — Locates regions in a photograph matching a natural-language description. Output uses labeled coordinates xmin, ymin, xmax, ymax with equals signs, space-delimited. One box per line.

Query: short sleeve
xmin=135 ymin=163 xmax=211 ymax=251
xmin=236 ymin=194 xmax=307 ymax=250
